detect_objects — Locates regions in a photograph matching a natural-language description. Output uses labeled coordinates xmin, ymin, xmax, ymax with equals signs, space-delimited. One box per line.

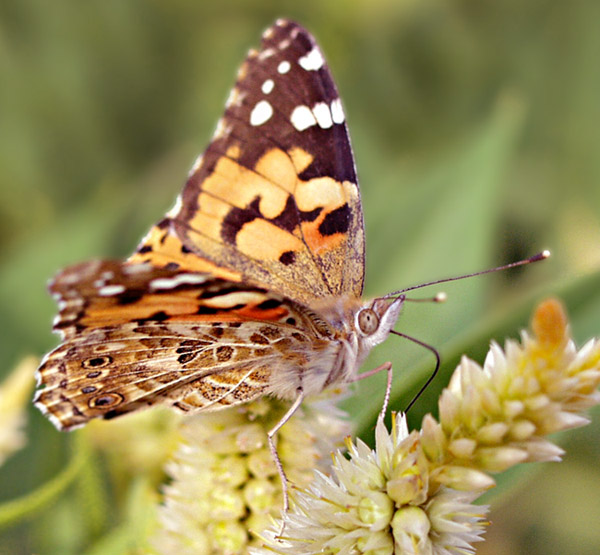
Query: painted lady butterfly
xmin=35 ymin=18 xmax=405 ymax=434
xmin=34 ymin=20 xmax=550 ymax=511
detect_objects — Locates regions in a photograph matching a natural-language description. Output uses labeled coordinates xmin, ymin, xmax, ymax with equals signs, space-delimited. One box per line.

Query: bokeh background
xmin=1 ymin=0 xmax=600 ymax=553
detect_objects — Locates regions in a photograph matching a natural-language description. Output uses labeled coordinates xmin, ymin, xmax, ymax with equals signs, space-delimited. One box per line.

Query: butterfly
xmin=34 ymin=19 xmax=404 ymax=480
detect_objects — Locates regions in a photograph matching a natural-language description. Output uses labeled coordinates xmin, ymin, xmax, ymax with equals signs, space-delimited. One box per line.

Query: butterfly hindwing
xmin=131 ymin=19 xmax=365 ymax=306
xmin=36 ymin=321 xmax=274 ymax=430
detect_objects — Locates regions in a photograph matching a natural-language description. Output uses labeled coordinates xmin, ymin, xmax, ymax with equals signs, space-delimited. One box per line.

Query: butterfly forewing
xmin=131 ymin=19 xmax=365 ymax=306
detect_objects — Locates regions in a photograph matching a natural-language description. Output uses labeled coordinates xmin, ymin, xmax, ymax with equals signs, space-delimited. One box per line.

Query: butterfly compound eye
xmin=357 ymin=308 xmax=379 ymax=335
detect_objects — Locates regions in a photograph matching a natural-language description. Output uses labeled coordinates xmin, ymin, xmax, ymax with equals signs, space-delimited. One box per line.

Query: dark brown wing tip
xmin=261 ymin=19 xmax=316 ymax=48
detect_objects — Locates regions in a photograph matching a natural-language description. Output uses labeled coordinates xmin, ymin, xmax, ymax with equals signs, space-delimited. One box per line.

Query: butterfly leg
xmin=350 ymin=362 xmax=393 ymax=422
xmin=268 ymin=387 xmax=306 ymax=535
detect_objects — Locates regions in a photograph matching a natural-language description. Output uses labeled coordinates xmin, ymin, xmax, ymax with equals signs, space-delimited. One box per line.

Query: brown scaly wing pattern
xmin=130 ymin=19 xmax=365 ymax=305
xmin=34 ymin=260 xmax=334 ymax=430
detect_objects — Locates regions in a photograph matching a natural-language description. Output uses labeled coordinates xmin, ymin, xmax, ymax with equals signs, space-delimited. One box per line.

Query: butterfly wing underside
xmin=36 ymin=20 xmax=362 ymax=431
xmin=34 ymin=261 xmax=334 ymax=430
xmin=129 ymin=19 xmax=365 ymax=306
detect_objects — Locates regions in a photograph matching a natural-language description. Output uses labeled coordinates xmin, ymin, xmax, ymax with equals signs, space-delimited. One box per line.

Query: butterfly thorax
xmin=299 ymin=294 xmax=405 ymax=392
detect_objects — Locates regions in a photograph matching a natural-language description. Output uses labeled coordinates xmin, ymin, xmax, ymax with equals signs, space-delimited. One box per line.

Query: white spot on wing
xmin=278 ymin=39 xmax=291 ymax=50
xmin=33 ymin=400 xmax=55 ymax=427
xmin=98 ymin=284 xmax=126 ymax=296
xmin=150 ymin=274 xmax=208 ymax=291
xmin=313 ymin=102 xmax=333 ymax=129
xmin=212 ymin=118 xmax=231 ymax=140
xmin=225 ymin=88 xmax=244 ymax=108
xmin=277 ymin=61 xmax=291 ymax=74
xmin=331 ymin=98 xmax=345 ymax=124
xmin=58 ymin=298 xmax=83 ymax=311
xmin=261 ymin=79 xmax=274 ymax=94
xmin=123 ymin=263 xmax=151 ymax=275
xmin=290 ymin=105 xmax=317 ymax=131
xmin=60 ymin=273 xmax=82 ymax=285
xmin=53 ymin=312 xmax=77 ymax=326
xmin=189 ymin=155 xmax=203 ymax=175
xmin=39 ymin=351 xmax=54 ymax=368
xmin=299 ymin=47 xmax=324 ymax=71
xmin=258 ymin=47 xmax=275 ymax=61
xmin=167 ymin=194 xmax=183 ymax=217
xmin=250 ymin=100 xmax=274 ymax=126
xmin=203 ymin=291 xmax=267 ymax=308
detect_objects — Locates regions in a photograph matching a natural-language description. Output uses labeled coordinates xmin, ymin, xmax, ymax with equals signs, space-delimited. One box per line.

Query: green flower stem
xmin=0 ymin=434 xmax=88 ymax=530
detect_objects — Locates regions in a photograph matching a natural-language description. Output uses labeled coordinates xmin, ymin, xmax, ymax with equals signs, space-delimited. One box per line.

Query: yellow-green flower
xmin=256 ymin=415 xmax=487 ymax=555
xmin=258 ymin=299 xmax=600 ymax=554
xmin=151 ymin=393 xmax=350 ymax=554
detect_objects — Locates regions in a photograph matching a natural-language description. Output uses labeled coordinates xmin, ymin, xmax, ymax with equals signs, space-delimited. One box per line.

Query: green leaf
xmin=348 ymin=94 xmax=527 ymax=432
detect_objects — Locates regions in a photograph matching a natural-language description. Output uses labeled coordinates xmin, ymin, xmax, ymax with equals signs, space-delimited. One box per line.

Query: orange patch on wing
xmin=301 ymin=211 xmax=346 ymax=255
xmin=296 ymin=178 xmax=355 ymax=255
xmin=255 ymin=148 xmax=298 ymax=194
xmin=225 ymin=145 xmax=241 ymax=159
xmin=295 ymin=177 xmax=346 ymax=212
xmin=287 ymin=147 xmax=314 ymax=174
xmin=197 ymin=155 xmax=288 ymax=219
xmin=80 ymin=290 xmax=202 ymax=328
xmin=79 ymin=284 xmax=288 ymax=328
xmin=237 ymin=305 xmax=288 ymax=320
xmin=127 ymin=226 xmax=242 ymax=281
xmin=194 ymin=193 xmax=232 ymax=242
xmin=235 ymin=219 xmax=304 ymax=260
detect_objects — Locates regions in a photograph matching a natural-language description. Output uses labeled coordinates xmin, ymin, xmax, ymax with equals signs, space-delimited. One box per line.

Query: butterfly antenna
xmin=385 ymin=250 xmax=550 ymax=299
xmin=391 ymin=330 xmax=440 ymax=413
xmin=404 ymin=292 xmax=448 ymax=303
xmin=388 ymin=251 xmax=549 ymax=412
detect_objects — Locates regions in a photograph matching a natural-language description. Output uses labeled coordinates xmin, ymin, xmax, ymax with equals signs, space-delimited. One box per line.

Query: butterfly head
xmin=355 ymin=296 xmax=405 ymax=355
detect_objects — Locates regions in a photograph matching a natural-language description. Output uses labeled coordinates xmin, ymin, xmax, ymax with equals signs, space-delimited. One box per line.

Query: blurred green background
xmin=1 ymin=0 xmax=600 ymax=553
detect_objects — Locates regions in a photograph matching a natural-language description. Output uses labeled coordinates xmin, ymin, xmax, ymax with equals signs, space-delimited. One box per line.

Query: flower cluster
xmin=257 ymin=299 xmax=600 ymax=554
xmin=150 ymin=393 xmax=350 ymax=554
xmin=256 ymin=415 xmax=488 ymax=555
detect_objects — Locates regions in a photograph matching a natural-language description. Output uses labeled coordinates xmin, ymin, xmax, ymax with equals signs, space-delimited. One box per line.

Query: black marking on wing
xmin=318 ymin=203 xmax=350 ymax=236
xmin=220 ymin=194 xmax=324 ymax=245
